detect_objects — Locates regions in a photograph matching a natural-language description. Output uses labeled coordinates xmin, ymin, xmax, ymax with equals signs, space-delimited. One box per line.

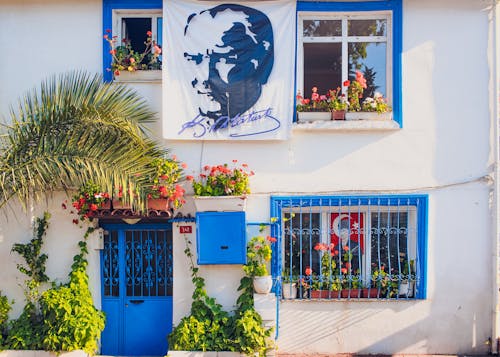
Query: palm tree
xmin=0 ymin=71 xmax=167 ymax=210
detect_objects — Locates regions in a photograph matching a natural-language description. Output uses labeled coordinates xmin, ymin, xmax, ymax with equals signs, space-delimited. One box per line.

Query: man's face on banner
xmin=183 ymin=5 xmax=274 ymax=125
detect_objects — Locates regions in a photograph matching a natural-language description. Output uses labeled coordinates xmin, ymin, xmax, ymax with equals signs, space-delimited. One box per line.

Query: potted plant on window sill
xmin=244 ymin=235 xmax=276 ymax=294
xmin=104 ymin=29 xmax=162 ymax=82
xmin=398 ymin=260 xmax=416 ymax=297
xmin=296 ymin=87 xmax=331 ymax=122
xmin=281 ymin=268 xmax=297 ymax=299
xmin=190 ymin=161 xmax=253 ymax=212
xmin=344 ymin=72 xmax=392 ymax=121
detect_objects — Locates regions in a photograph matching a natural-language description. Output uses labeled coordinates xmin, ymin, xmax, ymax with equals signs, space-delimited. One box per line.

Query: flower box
xmin=296 ymin=111 xmax=331 ymax=122
xmin=361 ymin=288 xmax=379 ymax=298
xmin=193 ymin=195 xmax=247 ymax=212
xmin=114 ymin=70 xmax=162 ymax=83
xmin=345 ymin=111 xmax=393 ymax=121
xmin=398 ymin=281 xmax=415 ymax=297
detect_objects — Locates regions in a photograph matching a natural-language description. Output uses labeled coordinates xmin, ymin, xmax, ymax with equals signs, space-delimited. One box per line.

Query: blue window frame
xmin=270 ymin=194 xmax=427 ymax=300
xmin=102 ymin=0 xmax=162 ymax=82
xmin=295 ymin=0 xmax=402 ymax=126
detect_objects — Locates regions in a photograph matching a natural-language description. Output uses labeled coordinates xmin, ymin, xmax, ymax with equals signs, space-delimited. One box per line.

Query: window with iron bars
xmin=270 ymin=195 xmax=427 ymax=300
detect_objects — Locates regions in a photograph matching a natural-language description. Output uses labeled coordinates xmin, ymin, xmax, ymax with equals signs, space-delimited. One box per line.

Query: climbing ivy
xmin=6 ymin=212 xmax=51 ymax=350
xmin=168 ymin=237 xmax=273 ymax=356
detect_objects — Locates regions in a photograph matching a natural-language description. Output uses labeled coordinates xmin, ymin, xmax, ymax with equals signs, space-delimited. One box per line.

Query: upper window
xmin=295 ymin=1 xmax=402 ymax=126
xmin=113 ymin=10 xmax=163 ymax=57
xmin=298 ymin=13 xmax=391 ymax=104
xmin=102 ymin=0 xmax=163 ymax=82
xmin=271 ymin=195 xmax=427 ymax=300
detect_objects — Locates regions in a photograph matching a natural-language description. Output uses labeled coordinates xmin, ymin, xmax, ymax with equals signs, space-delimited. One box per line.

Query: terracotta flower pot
xmin=361 ymin=288 xmax=379 ymax=298
xmin=331 ymin=110 xmax=346 ymax=120
xmin=147 ymin=198 xmax=170 ymax=211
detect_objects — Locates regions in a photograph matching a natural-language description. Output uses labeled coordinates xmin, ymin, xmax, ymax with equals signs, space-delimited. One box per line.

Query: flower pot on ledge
xmin=147 ymin=198 xmax=170 ymax=211
xmin=345 ymin=111 xmax=393 ymax=121
xmin=114 ymin=69 xmax=162 ymax=82
xmin=297 ymin=111 xmax=331 ymax=122
xmin=193 ymin=195 xmax=247 ymax=212
xmin=253 ymin=275 xmax=273 ymax=294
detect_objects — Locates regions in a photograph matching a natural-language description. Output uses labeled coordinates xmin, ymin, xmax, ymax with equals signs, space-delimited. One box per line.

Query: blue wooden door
xmin=100 ymin=223 xmax=173 ymax=356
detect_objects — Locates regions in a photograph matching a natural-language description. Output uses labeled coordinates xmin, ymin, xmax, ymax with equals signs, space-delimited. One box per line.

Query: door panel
xmin=101 ymin=225 xmax=173 ymax=356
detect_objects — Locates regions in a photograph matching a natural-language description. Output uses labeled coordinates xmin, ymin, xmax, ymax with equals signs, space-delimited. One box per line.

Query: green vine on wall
xmin=168 ymin=236 xmax=273 ymax=356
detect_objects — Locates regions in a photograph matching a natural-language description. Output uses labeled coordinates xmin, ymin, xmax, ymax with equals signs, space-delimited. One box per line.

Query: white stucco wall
xmin=0 ymin=0 xmax=497 ymax=355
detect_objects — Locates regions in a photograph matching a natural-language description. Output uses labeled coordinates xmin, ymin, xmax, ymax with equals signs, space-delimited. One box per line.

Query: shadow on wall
xmin=278 ymin=292 xmax=490 ymax=354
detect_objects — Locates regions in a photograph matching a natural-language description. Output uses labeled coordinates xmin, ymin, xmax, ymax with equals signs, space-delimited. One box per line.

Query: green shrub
xmin=40 ymin=241 xmax=105 ymax=355
xmin=0 ymin=291 xmax=12 ymax=348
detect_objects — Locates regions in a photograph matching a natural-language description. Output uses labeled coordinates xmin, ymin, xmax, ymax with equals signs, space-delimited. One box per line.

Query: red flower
xmin=343 ymin=245 xmax=350 ymax=251
xmin=72 ymin=219 xmax=79 ymax=225
xmin=266 ymin=236 xmax=277 ymax=243
xmin=110 ymin=49 xmax=116 ymax=55
xmin=343 ymin=80 xmax=350 ymax=87
xmin=114 ymin=70 xmax=120 ymax=76
xmin=186 ymin=175 xmax=194 ymax=181
xmin=103 ymin=34 xmax=109 ymax=40
xmin=90 ymin=204 xmax=98 ymax=211
xmin=105 ymin=29 xmax=112 ymax=33
xmin=341 ymin=268 xmax=348 ymax=274
xmin=305 ymin=267 xmax=312 ymax=276
xmin=147 ymin=30 xmax=153 ymax=36
xmin=61 ymin=202 xmax=67 ymax=210
xmin=181 ymin=163 xmax=188 ymax=169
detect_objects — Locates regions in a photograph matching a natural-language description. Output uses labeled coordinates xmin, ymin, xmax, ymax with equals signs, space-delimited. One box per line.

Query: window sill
xmin=293 ymin=119 xmax=400 ymax=132
xmin=113 ymin=70 xmax=162 ymax=83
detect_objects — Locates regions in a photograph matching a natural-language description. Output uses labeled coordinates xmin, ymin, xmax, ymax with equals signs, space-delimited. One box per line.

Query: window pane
xmin=304 ymin=43 xmax=342 ymax=96
xmin=303 ymin=20 xmax=341 ymax=37
xmin=122 ymin=17 xmax=152 ymax=53
xmin=283 ymin=213 xmax=321 ymax=277
xmin=348 ymin=19 xmax=387 ymax=37
xmin=348 ymin=42 xmax=387 ymax=98
xmin=370 ymin=212 xmax=408 ymax=275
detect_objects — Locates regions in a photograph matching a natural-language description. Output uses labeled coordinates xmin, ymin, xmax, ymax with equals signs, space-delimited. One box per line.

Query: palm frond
xmin=0 ymin=71 xmax=167 ymax=210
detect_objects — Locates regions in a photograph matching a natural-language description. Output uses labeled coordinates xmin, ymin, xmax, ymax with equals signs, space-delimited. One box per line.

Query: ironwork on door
xmin=100 ymin=224 xmax=173 ymax=356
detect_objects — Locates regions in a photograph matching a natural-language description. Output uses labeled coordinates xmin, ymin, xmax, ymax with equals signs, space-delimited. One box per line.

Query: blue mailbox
xmin=196 ymin=211 xmax=246 ymax=265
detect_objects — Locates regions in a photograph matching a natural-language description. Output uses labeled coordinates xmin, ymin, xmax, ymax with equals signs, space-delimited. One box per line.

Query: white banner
xmin=163 ymin=0 xmax=295 ymax=140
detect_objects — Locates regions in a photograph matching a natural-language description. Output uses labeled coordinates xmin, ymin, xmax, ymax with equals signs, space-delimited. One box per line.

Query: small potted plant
xmin=328 ymin=87 xmax=348 ymax=120
xmin=103 ymin=29 xmax=162 ymax=80
xmin=399 ymin=259 xmax=416 ymax=297
xmin=145 ymin=156 xmax=187 ymax=210
xmin=191 ymin=160 xmax=253 ymax=212
xmin=345 ymin=71 xmax=393 ymax=121
xmin=281 ymin=268 xmax=297 ymax=299
xmin=244 ymin=235 xmax=276 ymax=294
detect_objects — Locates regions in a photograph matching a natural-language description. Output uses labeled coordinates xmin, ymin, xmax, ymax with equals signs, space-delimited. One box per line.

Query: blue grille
xmin=271 ymin=195 xmax=427 ymax=300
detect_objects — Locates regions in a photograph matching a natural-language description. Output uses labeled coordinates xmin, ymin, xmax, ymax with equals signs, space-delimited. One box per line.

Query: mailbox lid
xmin=196 ymin=211 xmax=246 ymax=265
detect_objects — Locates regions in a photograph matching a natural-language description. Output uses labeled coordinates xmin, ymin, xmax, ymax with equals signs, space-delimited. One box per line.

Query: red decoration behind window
xmin=330 ymin=213 xmax=364 ymax=253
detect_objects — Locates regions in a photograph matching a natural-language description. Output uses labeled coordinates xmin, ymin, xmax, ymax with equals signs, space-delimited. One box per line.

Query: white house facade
xmin=0 ymin=0 xmax=499 ymax=355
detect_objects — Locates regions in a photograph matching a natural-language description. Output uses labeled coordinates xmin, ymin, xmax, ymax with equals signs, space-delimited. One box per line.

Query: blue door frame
xmin=100 ymin=222 xmax=173 ymax=356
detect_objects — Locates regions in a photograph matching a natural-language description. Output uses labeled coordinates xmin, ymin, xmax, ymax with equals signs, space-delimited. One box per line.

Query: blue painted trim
xmin=295 ymin=0 xmax=403 ymax=126
xmin=270 ymin=193 xmax=428 ymax=300
xmin=102 ymin=0 xmax=162 ymax=82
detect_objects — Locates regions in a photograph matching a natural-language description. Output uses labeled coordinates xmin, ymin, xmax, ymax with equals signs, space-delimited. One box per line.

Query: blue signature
xmin=177 ymin=108 xmax=281 ymax=138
